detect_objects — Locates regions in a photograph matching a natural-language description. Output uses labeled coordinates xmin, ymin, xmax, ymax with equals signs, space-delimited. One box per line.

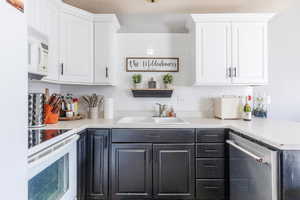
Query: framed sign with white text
xmin=126 ymin=57 xmax=179 ymax=72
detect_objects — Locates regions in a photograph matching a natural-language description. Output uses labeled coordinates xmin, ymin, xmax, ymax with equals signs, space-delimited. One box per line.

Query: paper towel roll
xmin=104 ymin=98 xmax=114 ymax=119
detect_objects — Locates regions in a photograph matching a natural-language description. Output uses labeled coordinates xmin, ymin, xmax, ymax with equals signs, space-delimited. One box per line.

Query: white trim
xmin=93 ymin=14 xmax=120 ymax=28
xmin=190 ymin=13 xmax=276 ymax=23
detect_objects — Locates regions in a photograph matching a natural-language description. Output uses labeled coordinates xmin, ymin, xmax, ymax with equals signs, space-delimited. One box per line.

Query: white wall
xmin=61 ymin=33 xmax=252 ymax=117
xmin=255 ymin=0 xmax=300 ymax=121
xmin=0 ymin=1 xmax=27 ymax=199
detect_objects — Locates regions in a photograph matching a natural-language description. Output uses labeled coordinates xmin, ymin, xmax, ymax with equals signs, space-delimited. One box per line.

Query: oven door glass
xmin=28 ymin=154 xmax=69 ymax=200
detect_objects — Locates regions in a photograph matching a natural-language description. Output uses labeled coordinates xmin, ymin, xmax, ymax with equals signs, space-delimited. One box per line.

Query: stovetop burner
xmin=28 ymin=129 xmax=71 ymax=149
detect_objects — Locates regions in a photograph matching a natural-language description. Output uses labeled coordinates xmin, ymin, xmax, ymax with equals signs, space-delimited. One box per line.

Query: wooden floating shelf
xmin=131 ymin=88 xmax=173 ymax=98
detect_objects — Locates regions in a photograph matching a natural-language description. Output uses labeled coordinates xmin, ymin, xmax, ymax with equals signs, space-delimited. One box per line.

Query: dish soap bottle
xmin=243 ymin=95 xmax=252 ymax=121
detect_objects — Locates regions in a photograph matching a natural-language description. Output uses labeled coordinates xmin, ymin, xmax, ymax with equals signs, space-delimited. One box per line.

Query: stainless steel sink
xmin=117 ymin=117 xmax=189 ymax=125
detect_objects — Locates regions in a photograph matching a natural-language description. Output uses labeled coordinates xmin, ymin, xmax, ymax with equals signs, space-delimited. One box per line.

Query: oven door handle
xmin=226 ymin=140 xmax=264 ymax=163
xmin=28 ymin=135 xmax=79 ymax=168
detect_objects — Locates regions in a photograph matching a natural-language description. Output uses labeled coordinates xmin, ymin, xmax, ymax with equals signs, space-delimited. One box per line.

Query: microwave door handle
xmin=28 ymin=135 xmax=79 ymax=168
xmin=38 ymin=47 xmax=41 ymax=65
xmin=226 ymin=140 xmax=264 ymax=163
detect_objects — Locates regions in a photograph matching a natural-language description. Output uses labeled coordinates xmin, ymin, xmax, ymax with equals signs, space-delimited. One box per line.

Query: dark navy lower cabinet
xmin=78 ymin=128 xmax=231 ymax=200
xmin=196 ymin=129 xmax=227 ymax=200
xmin=77 ymin=129 xmax=109 ymax=200
xmin=153 ymin=144 xmax=195 ymax=199
xmin=196 ymin=179 xmax=225 ymax=200
xmin=111 ymin=128 xmax=196 ymax=200
xmin=111 ymin=143 xmax=153 ymax=200
xmin=77 ymin=131 xmax=88 ymax=200
xmin=86 ymin=129 xmax=109 ymax=200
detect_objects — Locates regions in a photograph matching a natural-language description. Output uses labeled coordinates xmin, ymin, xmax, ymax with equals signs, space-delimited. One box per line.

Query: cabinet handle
xmin=38 ymin=47 xmax=41 ymax=65
xmin=105 ymin=66 xmax=109 ymax=79
xmin=233 ymin=67 xmax=237 ymax=77
xmin=204 ymin=164 xmax=217 ymax=168
xmin=204 ymin=134 xmax=218 ymax=137
xmin=204 ymin=149 xmax=217 ymax=153
xmin=227 ymin=68 xmax=232 ymax=78
xmin=104 ymin=136 xmax=108 ymax=148
xmin=204 ymin=186 xmax=219 ymax=190
xmin=61 ymin=63 xmax=64 ymax=75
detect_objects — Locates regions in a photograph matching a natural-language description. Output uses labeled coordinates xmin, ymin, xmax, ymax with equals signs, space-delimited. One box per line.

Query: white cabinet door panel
xmin=195 ymin=23 xmax=232 ymax=85
xmin=43 ymin=1 xmax=60 ymax=81
xmin=232 ymin=23 xmax=267 ymax=84
xmin=60 ymin=13 xmax=93 ymax=83
xmin=94 ymin=23 xmax=117 ymax=85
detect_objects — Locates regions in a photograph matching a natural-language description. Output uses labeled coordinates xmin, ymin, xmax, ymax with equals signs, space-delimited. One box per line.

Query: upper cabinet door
xmin=26 ymin=0 xmax=48 ymax=35
xmin=232 ymin=23 xmax=268 ymax=85
xmin=26 ymin=0 xmax=37 ymax=30
xmin=195 ymin=23 xmax=232 ymax=85
xmin=43 ymin=1 xmax=60 ymax=81
xmin=94 ymin=23 xmax=117 ymax=85
xmin=60 ymin=13 xmax=93 ymax=83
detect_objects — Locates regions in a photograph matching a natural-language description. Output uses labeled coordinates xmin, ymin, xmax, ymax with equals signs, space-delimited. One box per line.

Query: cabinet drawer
xmin=197 ymin=144 xmax=224 ymax=158
xmin=197 ymin=129 xmax=225 ymax=143
xmin=196 ymin=179 xmax=225 ymax=199
xmin=196 ymin=158 xmax=224 ymax=179
xmin=112 ymin=129 xmax=195 ymax=143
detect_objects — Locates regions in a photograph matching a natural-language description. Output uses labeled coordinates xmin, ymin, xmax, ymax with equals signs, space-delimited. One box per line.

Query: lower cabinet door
xmin=86 ymin=130 xmax=109 ymax=200
xmin=111 ymin=143 xmax=153 ymax=200
xmin=153 ymin=144 xmax=195 ymax=199
xmin=77 ymin=131 xmax=87 ymax=200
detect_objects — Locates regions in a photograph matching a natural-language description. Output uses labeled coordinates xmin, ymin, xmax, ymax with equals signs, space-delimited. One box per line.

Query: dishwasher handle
xmin=226 ymin=140 xmax=264 ymax=163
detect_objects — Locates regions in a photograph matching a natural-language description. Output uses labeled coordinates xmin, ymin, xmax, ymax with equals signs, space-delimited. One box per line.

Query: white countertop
xmin=39 ymin=117 xmax=300 ymax=151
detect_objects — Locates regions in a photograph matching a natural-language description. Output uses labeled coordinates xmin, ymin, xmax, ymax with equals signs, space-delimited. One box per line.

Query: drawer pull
xmin=204 ymin=164 xmax=217 ymax=168
xmin=204 ymin=134 xmax=218 ymax=137
xmin=204 ymin=186 xmax=219 ymax=190
xmin=145 ymin=134 xmax=161 ymax=138
xmin=204 ymin=149 xmax=217 ymax=152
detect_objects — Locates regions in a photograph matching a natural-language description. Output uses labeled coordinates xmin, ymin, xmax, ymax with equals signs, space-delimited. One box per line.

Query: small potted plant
xmin=132 ymin=74 xmax=142 ymax=89
xmin=163 ymin=73 xmax=173 ymax=89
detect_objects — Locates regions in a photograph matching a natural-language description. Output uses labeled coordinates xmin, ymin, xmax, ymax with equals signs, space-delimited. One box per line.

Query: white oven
xmin=28 ymin=135 xmax=79 ymax=200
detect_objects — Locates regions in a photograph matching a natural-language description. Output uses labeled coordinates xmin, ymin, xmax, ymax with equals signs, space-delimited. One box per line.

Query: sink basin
xmin=153 ymin=117 xmax=189 ymax=125
xmin=117 ymin=117 xmax=155 ymax=124
xmin=117 ymin=117 xmax=189 ymax=125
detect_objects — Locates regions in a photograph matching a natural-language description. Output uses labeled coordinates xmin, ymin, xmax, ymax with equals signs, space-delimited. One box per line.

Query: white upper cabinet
xmin=43 ymin=0 xmax=60 ymax=81
xmin=94 ymin=15 xmax=120 ymax=85
xmin=195 ymin=23 xmax=232 ymax=85
xmin=59 ymin=12 xmax=94 ymax=83
xmin=190 ymin=14 xmax=274 ymax=86
xmin=26 ymin=0 xmax=39 ymax=31
xmin=26 ymin=0 xmax=48 ymax=35
xmin=232 ymin=23 xmax=268 ymax=84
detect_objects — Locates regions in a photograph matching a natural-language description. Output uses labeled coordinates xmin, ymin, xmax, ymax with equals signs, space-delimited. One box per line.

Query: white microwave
xmin=28 ymin=37 xmax=48 ymax=76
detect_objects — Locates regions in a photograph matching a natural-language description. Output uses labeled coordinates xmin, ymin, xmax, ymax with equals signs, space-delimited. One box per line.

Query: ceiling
xmin=63 ymin=0 xmax=291 ymax=14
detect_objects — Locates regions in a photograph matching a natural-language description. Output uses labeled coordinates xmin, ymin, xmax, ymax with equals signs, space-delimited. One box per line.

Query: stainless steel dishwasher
xmin=227 ymin=132 xmax=278 ymax=200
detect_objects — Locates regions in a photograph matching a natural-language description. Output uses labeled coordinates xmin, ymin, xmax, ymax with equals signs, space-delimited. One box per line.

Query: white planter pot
xmin=134 ymin=83 xmax=142 ymax=89
xmin=164 ymin=83 xmax=172 ymax=89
